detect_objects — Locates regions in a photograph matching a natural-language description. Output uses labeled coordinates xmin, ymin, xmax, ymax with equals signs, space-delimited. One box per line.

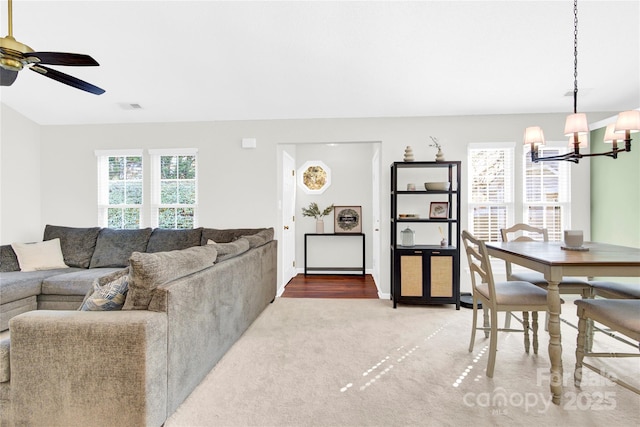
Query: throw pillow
xmin=201 ymin=228 xmax=266 ymax=245
xmin=79 ymin=268 xmax=130 ymax=311
xmin=89 ymin=228 xmax=153 ymax=268
xmin=123 ymin=245 xmax=218 ymax=311
xmin=241 ymin=228 xmax=274 ymax=248
xmin=11 ymin=238 xmax=69 ymax=272
xmin=43 ymin=225 xmax=101 ymax=268
xmin=0 ymin=244 xmax=20 ymax=272
xmin=206 ymin=238 xmax=250 ymax=262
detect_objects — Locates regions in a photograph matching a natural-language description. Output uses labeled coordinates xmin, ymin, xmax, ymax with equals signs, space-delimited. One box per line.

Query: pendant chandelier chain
xmin=573 ymin=0 xmax=579 ymax=114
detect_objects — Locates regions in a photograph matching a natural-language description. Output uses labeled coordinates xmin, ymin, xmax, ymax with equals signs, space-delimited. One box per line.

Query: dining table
xmin=484 ymin=240 xmax=640 ymax=405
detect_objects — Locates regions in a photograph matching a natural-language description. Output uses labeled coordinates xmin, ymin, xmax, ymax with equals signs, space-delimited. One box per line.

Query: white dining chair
xmin=462 ymin=230 xmax=553 ymax=378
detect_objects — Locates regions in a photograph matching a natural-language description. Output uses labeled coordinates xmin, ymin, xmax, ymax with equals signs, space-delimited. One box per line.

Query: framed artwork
xmin=334 ymin=206 xmax=362 ymax=233
xmin=297 ymin=160 xmax=331 ymax=194
xmin=429 ymin=202 xmax=449 ymax=219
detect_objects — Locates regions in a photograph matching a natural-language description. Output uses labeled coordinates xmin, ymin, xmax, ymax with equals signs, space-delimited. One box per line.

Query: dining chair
xmin=574 ymin=299 xmax=640 ymax=395
xmin=462 ymin=230 xmax=552 ymax=378
xmin=588 ymin=281 xmax=640 ymax=299
xmin=500 ymin=223 xmax=592 ymax=328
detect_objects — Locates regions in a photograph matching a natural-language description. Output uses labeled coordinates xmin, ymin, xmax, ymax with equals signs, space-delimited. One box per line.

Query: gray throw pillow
xmin=207 ymin=238 xmax=250 ymax=262
xmin=201 ymin=228 xmax=268 ymax=245
xmin=241 ymin=228 xmax=274 ymax=248
xmin=79 ymin=268 xmax=130 ymax=311
xmin=146 ymin=228 xmax=203 ymax=253
xmin=89 ymin=228 xmax=153 ymax=268
xmin=0 ymin=244 xmax=20 ymax=272
xmin=43 ymin=225 xmax=101 ymax=268
xmin=123 ymin=245 xmax=218 ymax=311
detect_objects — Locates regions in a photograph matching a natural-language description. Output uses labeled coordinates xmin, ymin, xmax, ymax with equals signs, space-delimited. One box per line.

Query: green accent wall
xmin=590 ymin=125 xmax=640 ymax=249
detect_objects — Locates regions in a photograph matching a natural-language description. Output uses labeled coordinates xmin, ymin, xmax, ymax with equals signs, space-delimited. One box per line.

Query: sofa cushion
xmin=146 ymin=228 xmax=203 ymax=253
xmin=206 ymin=238 xmax=250 ymax=262
xmin=240 ymin=228 xmax=274 ymax=248
xmin=201 ymin=228 xmax=266 ymax=244
xmin=80 ymin=268 xmax=130 ymax=311
xmin=11 ymin=239 xmax=69 ymax=272
xmin=0 ymin=245 xmax=20 ymax=272
xmin=41 ymin=267 xmax=125 ymax=296
xmin=0 ymin=268 xmax=80 ymax=304
xmin=43 ymin=225 xmax=102 ymax=268
xmin=89 ymin=228 xmax=153 ymax=268
xmin=123 ymin=245 xmax=217 ymax=311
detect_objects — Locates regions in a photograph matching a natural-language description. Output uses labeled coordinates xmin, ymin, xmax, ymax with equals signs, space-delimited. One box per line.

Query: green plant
xmin=301 ymin=202 xmax=334 ymax=219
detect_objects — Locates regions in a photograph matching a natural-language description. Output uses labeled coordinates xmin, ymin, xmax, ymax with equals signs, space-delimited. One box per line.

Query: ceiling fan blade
xmin=30 ymin=65 xmax=105 ymax=95
xmin=0 ymin=68 xmax=19 ymax=86
xmin=26 ymin=52 xmax=99 ymax=67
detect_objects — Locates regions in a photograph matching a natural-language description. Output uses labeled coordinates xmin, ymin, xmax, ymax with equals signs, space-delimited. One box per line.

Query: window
xmin=467 ymin=143 xmax=514 ymax=242
xmin=96 ymin=150 xmax=143 ymax=229
xmin=150 ymin=149 xmax=198 ymax=229
xmin=523 ymin=144 xmax=571 ymax=241
xmin=468 ymin=142 xmax=572 ymax=243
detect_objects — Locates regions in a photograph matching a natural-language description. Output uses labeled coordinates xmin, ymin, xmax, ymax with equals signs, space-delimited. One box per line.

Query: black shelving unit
xmin=390 ymin=161 xmax=461 ymax=309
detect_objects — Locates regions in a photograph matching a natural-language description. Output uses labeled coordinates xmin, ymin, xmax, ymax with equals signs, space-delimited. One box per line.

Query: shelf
xmin=395 ymin=190 xmax=458 ymax=195
xmin=394 ymin=218 xmax=456 ymax=223
xmin=390 ymin=161 xmax=461 ymax=310
xmin=392 ymin=245 xmax=457 ymax=250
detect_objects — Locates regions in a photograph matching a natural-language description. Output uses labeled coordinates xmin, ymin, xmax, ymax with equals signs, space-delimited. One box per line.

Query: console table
xmin=304 ymin=233 xmax=365 ymax=276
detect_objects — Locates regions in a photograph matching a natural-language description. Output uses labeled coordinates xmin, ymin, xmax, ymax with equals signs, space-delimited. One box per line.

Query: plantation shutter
xmin=467 ymin=143 xmax=514 ymax=242
xmin=523 ymin=143 xmax=572 ymax=241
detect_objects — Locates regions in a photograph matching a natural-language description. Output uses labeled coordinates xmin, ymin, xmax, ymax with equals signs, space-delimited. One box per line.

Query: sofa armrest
xmin=9 ymin=310 xmax=167 ymax=427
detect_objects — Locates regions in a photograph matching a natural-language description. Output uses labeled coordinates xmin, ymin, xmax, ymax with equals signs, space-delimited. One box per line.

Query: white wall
xmin=294 ymin=142 xmax=374 ymax=271
xmin=2 ymin=108 xmax=610 ymax=294
xmin=0 ymin=104 xmax=42 ymax=243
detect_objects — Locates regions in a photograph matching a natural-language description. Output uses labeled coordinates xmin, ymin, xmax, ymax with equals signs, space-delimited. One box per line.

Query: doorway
xmin=277 ymin=142 xmax=382 ymax=297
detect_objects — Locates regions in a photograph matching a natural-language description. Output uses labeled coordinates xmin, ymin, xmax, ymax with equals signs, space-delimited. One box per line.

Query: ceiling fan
xmin=0 ymin=0 xmax=105 ymax=94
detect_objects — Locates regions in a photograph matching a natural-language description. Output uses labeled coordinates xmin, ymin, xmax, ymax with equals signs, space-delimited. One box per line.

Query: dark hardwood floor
xmin=281 ymin=274 xmax=379 ymax=298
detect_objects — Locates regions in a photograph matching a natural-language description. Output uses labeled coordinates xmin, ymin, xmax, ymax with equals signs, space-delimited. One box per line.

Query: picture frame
xmin=429 ymin=202 xmax=449 ymax=219
xmin=334 ymin=206 xmax=362 ymax=233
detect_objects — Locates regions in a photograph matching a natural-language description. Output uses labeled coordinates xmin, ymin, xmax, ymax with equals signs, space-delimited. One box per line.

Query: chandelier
xmin=524 ymin=0 xmax=640 ymax=163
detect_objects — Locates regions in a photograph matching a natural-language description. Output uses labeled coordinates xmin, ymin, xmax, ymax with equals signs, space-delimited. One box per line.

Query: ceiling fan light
xmin=614 ymin=110 xmax=640 ymax=134
xmin=564 ymin=113 xmax=589 ymax=136
xmin=524 ymin=126 xmax=545 ymax=146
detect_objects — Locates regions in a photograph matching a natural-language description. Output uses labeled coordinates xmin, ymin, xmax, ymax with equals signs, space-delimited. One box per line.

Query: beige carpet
xmin=165 ymin=297 xmax=640 ymax=427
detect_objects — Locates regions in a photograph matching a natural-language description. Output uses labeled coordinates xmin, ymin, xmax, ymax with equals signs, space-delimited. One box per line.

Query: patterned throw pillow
xmin=80 ymin=270 xmax=130 ymax=311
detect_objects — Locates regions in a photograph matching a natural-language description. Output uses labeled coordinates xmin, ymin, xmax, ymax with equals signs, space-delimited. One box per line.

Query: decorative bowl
xmin=424 ymin=182 xmax=450 ymax=191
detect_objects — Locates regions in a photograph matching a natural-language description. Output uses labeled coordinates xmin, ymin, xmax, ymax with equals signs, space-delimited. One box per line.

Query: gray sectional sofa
xmin=0 ymin=224 xmax=277 ymax=426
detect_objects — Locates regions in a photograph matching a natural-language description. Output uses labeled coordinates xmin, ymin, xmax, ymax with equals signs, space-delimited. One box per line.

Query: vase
xmin=316 ymin=219 xmax=324 ymax=234
xmin=435 ymin=148 xmax=445 ymax=162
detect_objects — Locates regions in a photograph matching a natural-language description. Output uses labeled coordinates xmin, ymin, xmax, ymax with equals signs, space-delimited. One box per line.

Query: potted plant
xmin=302 ymin=202 xmax=334 ymax=233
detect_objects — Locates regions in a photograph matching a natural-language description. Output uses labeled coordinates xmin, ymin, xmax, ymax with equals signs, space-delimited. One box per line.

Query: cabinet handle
xmin=413 ymin=251 xmax=423 ymax=254
xmin=432 ymin=251 xmax=441 ymax=254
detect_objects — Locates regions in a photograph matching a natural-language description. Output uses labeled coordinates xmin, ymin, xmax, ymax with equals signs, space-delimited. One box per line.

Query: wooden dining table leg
xmin=547 ymin=278 xmax=563 ymax=405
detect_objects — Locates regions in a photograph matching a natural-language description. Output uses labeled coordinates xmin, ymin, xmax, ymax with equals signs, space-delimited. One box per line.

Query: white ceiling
xmin=1 ymin=0 xmax=638 ymax=126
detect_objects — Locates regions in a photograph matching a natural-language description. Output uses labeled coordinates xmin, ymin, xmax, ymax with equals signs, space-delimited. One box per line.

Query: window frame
xmin=467 ymin=142 xmax=515 ymax=243
xmin=522 ymin=141 xmax=572 ymax=241
xmin=149 ymin=148 xmax=199 ymax=229
xmin=95 ymin=149 xmax=144 ymax=229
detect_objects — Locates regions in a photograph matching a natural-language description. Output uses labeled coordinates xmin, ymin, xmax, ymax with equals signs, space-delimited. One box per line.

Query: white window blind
xmin=523 ymin=143 xmax=571 ymax=241
xmin=149 ymin=149 xmax=198 ymax=229
xmin=468 ymin=143 xmax=514 ymax=242
xmin=96 ymin=149 xmax=143 ymax=229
